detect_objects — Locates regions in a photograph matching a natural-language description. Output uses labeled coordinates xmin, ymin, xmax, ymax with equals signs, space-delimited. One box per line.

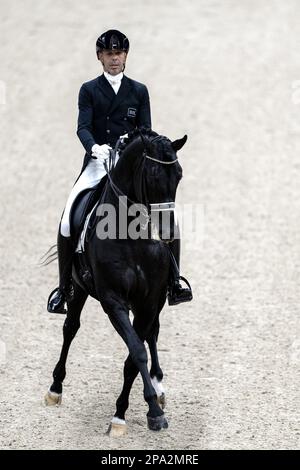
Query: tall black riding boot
xmin=47 ymin=230 xmax=74 ymax=314
xmin=168 ymin=238 xmax=193 ymax=306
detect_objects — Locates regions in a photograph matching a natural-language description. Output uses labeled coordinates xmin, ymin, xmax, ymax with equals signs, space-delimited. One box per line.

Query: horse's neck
xmin=106 ymin=139 xmax=143 ymax=204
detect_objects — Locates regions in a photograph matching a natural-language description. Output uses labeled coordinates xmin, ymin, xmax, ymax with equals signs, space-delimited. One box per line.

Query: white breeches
xmin=60 ymin=158 xmax=107 ymax=237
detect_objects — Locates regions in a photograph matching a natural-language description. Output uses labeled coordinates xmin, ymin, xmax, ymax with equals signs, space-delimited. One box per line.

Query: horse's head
xmin=115 ymin=128 xmax=187 ymax=242
xmin=132 ymin=130 xmax=187 ymax=242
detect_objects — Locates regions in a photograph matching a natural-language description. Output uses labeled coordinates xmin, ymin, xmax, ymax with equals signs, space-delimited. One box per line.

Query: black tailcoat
xmin=77 ymin=74 xmax=152 ymax=172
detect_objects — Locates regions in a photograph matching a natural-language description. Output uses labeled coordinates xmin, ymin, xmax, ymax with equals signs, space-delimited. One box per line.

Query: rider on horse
xmin=47 ymin=29 xmax=192 ymax=314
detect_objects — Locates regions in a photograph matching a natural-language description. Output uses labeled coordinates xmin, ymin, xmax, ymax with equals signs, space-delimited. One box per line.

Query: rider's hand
xmin=91 ymin=144 xmax=111 ymax=161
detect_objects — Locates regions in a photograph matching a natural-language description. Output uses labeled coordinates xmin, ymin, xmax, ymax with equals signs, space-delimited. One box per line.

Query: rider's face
xmin=98 ymin=50 xmax=127 ymax=75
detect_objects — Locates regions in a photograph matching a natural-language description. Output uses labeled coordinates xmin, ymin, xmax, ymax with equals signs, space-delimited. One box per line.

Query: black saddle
xmin=70 ymin=175 xmax=108 ymax=245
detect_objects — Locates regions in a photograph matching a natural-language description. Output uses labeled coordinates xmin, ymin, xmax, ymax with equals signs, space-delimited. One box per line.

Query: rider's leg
xmin=168 ymin=237 xmax=193 ymax=306
xmin=47 ymin=229 xmax=74 ymax=313
xmin=47 ymin=158 xmax=107 ymax=314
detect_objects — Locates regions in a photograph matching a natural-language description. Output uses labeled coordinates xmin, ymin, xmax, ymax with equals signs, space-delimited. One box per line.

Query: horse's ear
xmin=171 ymin=135 xmax=187 ymax=152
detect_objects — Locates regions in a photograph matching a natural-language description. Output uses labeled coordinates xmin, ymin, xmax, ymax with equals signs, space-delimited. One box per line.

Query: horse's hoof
xmin=107 ymin=422 xmax=127 ymax=437
xmin=147 ymin=413 xmax=168 ymax=431
xmin=157 ymin=392 xmax=166 ymax=409
xmin=44 ymin=389 xmax=62 ymax=406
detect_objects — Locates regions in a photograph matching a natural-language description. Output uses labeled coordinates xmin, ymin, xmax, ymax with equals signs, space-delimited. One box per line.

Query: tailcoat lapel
xmin=97 ymin=74 xmax=133 ymax=114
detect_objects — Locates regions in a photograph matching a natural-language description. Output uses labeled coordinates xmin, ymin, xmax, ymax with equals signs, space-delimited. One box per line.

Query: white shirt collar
xmin=104 ymin=71 xmax=123 ymax=84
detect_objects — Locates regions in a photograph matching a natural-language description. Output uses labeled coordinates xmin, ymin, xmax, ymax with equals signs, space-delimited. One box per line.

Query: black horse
xmin=45 ymin=129 xmax=188 ymax=435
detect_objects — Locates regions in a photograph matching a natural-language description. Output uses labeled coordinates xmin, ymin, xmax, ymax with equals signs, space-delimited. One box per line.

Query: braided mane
xmin=118 ymin=127 xmax=158 ymax=155
xmin=118 ymin=127 xmax=174 ymax=163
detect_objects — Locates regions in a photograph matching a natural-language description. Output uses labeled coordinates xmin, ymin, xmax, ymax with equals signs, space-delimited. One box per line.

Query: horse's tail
xmin=38 ymin=244 xmax=58 ymax=266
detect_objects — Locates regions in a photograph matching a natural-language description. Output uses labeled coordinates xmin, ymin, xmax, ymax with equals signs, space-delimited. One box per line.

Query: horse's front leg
xmin=102 ymin=299 xmax=168 ymax=434
xmin=147 ymin=318 xmax=166 ymax=410
xmin=44 ymin=283 xmax=87 ymax=406
xmin=112 ymin=317 xmax=161 ymax=430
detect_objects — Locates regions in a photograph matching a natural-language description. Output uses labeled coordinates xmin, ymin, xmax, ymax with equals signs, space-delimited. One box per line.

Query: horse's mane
xmin=118 ymin=127 xmax=174 ymax=163
xmin=119 ymin=127 xmax=158 ymax=153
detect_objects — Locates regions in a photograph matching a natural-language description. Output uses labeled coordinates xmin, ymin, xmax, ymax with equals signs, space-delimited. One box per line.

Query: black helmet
xmin=96 ymin=29 xmax=129 ymax=54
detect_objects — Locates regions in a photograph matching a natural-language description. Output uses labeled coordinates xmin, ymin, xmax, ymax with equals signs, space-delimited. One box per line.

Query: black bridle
xmin=103 ymin=131 xmax=178 ymax=237
xmin=102 ymin=133 xmax=178 ymax=232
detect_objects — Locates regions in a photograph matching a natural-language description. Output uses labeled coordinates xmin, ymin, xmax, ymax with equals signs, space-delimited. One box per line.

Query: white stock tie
xmin=104 ymin=72 xmax=123 ymax=94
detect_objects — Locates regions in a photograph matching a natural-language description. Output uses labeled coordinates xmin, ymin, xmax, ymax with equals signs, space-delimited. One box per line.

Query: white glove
xmin=91 ymin=144 xmax=111 ymax=161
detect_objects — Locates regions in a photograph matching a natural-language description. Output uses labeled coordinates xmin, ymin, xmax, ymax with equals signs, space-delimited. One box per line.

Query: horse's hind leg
xmin=147 ymin=318 xmax=166 ymax=409
xmin=115 ymin=355 xmax=138 ymax=419
xmin=107 ymin=354 xmax=138 ymax=437
xmin=44 ymin=282 xmax=87 ymax=406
